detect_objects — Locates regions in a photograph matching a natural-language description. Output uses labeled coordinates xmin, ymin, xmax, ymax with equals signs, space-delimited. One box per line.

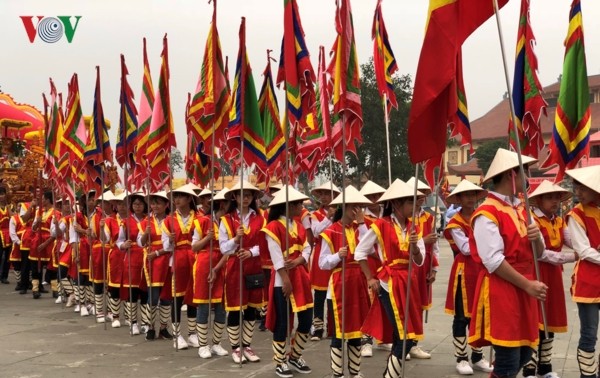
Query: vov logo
xmin=20 ymin=16 xmax=82 ymax=43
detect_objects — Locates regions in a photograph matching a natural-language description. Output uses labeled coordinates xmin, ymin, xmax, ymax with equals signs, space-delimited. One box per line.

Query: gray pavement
xmin=0 ymin=240 xmax=582 ymax=377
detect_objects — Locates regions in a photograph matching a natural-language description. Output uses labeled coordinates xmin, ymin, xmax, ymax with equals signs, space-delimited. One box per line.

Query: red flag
xmin=408 ymin=0 xmax=509 ymax=164
xmin=372 ymin=0 xmax=398 ymax=115
xmin=116 ymin=54 xmax=139 ymax=171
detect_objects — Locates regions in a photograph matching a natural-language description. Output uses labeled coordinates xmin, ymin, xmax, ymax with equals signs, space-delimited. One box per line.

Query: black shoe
xmin=158 ymin=328 xmax=172 ymax=339
xmin=288 ymin=357 xmax=312 ymax=374
xmin=52 ymin=291 xmax=59 ymax=298
xmin=32 ymin=291 xmax=41 ymax=299
xmin=14 ymin=284 xmax=23 ymax=291
xmin=1 ymin=279 xmax=9 ymax=284
xmin=19 ymin=289 xmax=27 ymax=295
xmin=310 ymin=329 xmax=323 ymax=341
xmin=258 ymin=320 xmax=266 ymax=332
xmin=39 ymin=286 xmax=49 ymax=294
xmin=145 ymin=329 xmax=156 ymax=341
xmin=275 ymin=363 xmax=294 ymax=378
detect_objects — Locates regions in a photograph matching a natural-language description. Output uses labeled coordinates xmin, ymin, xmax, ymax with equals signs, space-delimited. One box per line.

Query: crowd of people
xmin=0 ymin=148 xmax=599 ymax=378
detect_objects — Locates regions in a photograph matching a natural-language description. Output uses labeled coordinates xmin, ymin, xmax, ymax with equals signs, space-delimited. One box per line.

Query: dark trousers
xmin=492 ymin=345 xmax=532 ymax=377
xmin=378 ymin=288 xmax=415 ymax=359
xmin=313 ymin=289 xmax=327 ymax=321
xmin=272 ymin=287 xmax=312 ymax=342
xmin=0 ymin=245 xmax=11 ymax=280
xmin=19 ymin=249 xmax=30 ymax=287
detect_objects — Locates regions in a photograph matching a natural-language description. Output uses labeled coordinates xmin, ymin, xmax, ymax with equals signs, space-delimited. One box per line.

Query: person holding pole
xmin=355 ymin=179 xmax=425 ymax=378
xmin=219 ymin=180 xmax=266 ymax=364
xmin=319 ymin=186 xmax=371 ymax=378
xmin=103 ymin=192 xmax=126 ymax=328
xmin=30 ymin=191 xmax=59 ymax=300
xmin=88 ymin=191 xmax=108 ymax=322
xmin=309 ymin=181 xmax=340 ymax=341
xmin=262 ymin=186 xmax=313 ymax=378
xmin=564 ymin=166 xmax=600 ymax=378
xmin=0 ymin=186 xmax=13 ymax=285
xmin=522 ymin=180 xmax=576 ymax=378
xmin=468 ymin=148 xmax=547 ymax=378
xmin=56 ymin=199 xmax=77 ymax=307
xmin=442 ymin=180 xmax=492 ymax=375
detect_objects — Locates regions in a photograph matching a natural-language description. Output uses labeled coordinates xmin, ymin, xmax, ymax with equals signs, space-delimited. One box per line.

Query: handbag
xmin=244 ymin=273 xmax=265 ymax=290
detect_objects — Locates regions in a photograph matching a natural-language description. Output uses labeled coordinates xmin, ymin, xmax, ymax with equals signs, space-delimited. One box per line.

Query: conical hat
xmin=566 ymin=165 xmax=600 ymax=195
xmin=445 ymin=180 xmax=487 ymax=205
xmin=528 ymin=180 xmax=572 ymax=206
xmin=125 ymin=191 xmax=146 ymax=200
xmin=150 ymin=191 xmax=169 ymax=201
xmin=178 ymin=182 xmax=202 ymax=194
xmin=197 ymin=188 xmax=212 ymax=197
xmin=269 ymin=183 xmax=284 ymax=192
xmin=172 ymin=186 xmax=198 ymax=197
xmin=359 ymin=180 xmax=386 ymax=196
xmin=213 ymin=188 xmax=230 ymax=201
xmin=98 ymin=191 xmax=117 ymax=202
xmin=483 ymin=148 xmax=537 ymax=183
xmin=268 ymin=185 xmax=309 ymax=207
xmin=406 ymin=177 xmax=431 ymax=193
xmin=378 ymin=179 xmax=425 ymax=203
xmin=113 ymin=191 xmax=128 ymax=201
xmin=311 ymin=181 xmax=340 ymax=194
xmin=330 ymin=185 xmax=373 ymax=206
xmin=226 ymin=180 xmax=260 ymax=200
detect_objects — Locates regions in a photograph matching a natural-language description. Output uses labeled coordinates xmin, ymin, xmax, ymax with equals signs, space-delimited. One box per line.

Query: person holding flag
xmin=30 ymin=191 xmax=60 ymax=299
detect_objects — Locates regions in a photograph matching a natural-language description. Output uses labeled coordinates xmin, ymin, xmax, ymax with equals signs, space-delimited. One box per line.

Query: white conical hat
xmin=98 ymin=191 xmax=117 ymax=202
xmin=178 ymin=182 xmax=202 ymax=194
xmin=311 ymin=181 xmax=340 ymax=194
xmin=406 ymin=177 xmax=431 ymax=193
xmin=124 ymin=191 xmax=146 ymax=200
xmin=226 ymin=180 xmax=260 ymax=199
xmin=172 ymin=186 xmax=198 ymax=197
xmin=566 ymin=165 xmax=600 ymax=195
xmin=330 ymin=185 xmax=373 ymax=206
xmin=269 ymin=183 xmax=284 ymax=192
xmin=378 ymin=179 xmax=425 ymax=203
xmin=483 ymin=148 xmax=537 ymax=183
xmin=213 ymin=188 xmax=230 ymax=201
xmin=197 ymin=188 xmax=212 ymax=197
xmin=150 ymin=191 xmax=169 ymax=201
xmin=359 ymin=180 xmax=386 ymax=196
xmin=528 ymin=180 xmax=572 ymax=206
xmin=113 ymin=191 xmax=128 ymax=201
xmin=445 ymin=180 xmax=487 ymax=205
xmin=268 ymin=185 xmax=309 ymax=207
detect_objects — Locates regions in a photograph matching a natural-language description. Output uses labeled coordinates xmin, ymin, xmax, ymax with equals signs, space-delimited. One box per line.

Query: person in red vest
xmin=262 ymin=186 xmax=313 ymax=378
xmin=9 ymin=209 xmax=25 ymax=291
xmin=565 ymin=166 xmax=600 ymax=378
xmin=30 ymin=191 xmax=60 ymax=299
xmin=18 ymin=187 xmax=39 ymax=294
xmin=219 ymin=180 xmax=266 ymax=364
xmin=309 ymin=181 xmax=340 ymax=341
xmin=468 ymin=148 xmax=547 ymax=378
xmin=355 ymin=179 xmax=426 ymax=378
xmin=0 ymin=186 xmax=13 ymax=284
xmin=442 ymin=180 xmax=492 ymax=375
xmin=522 ymin=180 xmax=577 ymax=378
xmin=319 ymin=186 xmax=372 ymax=378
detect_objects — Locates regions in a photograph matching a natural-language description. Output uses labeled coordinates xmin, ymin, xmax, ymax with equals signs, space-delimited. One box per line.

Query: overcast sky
xmin=3 ymin=0 xmax=600 ymax=160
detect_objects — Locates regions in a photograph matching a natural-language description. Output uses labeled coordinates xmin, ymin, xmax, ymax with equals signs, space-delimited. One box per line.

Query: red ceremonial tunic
xmin=72 ymin=211 xmax=91 ymax=274
xmin=263 ymin=218 xmax=313 ymax=332
xmin=533 ymin=212 xmax=568 ymax=332
xmin=58 ymin=215 xmax=74 ymax=271
xmin=142 ymin=216 xmax=170 ymax=287
xmin=9 ymin=214 xmax=25 ymax=262
xmin=443 ymin=212 xmax=483 ymax=317
xmin=361 ymin=217 xmax=423 ymax=343
xmin=221 ymin=210 xmax=266 ymax=311
xmin=88 ymin=209 xmax=108 ymax=284
xmin=192 ymin=215 xmax=225 ymax=304
xmin=19 ymin=203 xmax=35 ymax=253
xmin=310 ymin=207 xmax=332 ymax=290
xmin=413 ymin=211 xmax=438 ymax=310
xmin=104 ymin=215 xmax=123 ymax=288
xmin=468 ymin=195 xmax=539 ymax=348
xmin=162 ymin=211 xmax=196 ymax=299
xmin=120 ymin=215 xmax=145 ymax=288
xmin=363 ymin=215 xmax=382 ymax=282
xmin=321 ymin=222 xmax=370 ymax=339
xmin=29 ymin=208 xmax=60 ymax=262
xmin=568 ymin=203 xmax=600 ymax=303
xmin=0 ymin=205 xmax=11 ymax=248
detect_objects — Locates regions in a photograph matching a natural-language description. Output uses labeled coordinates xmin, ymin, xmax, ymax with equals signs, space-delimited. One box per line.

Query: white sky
xmin=3 ymin=0 xmax=600 ymax=163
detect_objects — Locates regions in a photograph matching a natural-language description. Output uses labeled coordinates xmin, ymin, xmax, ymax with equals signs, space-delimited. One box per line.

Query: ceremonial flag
xmin=276 ymin=0 xmax=316 ymax=133
xmin=328 ymin=0 xmax=363 ymax=162
xmin=116 ymin=54 xmax=139 ymax=171
xmin=449 ymin=50 xmax=474 ymax=154
xmin=372 ymin=0 xmax=398 ymax=115
xmin=423 ymin=154 xmax=445 ymax=193
xmin=542 ymin=0 xmax=590 ymax=182
xmin=62 ymin=74 xmax=87 ymax=177
xmin=508 ymin=0 xmax=547 ymax=159
xmin=226 ymin=18 xmax=267 ymax=176
xmin=133 ymin=37 xmax=154 ymax=190
xmin=146 ymin=34 xmax=176 ymax=190
xmin=43 ymin=80 xmax=61 ymax=179
xmin=259 ymin=51 xmax=285 ymax=182
xmin=408 ymin=0 xmax=509 ymax=164
xmin=85 ymin=66 xmax=113 ymax=167
xmin=187 ymin=0 xmax=231 ymax=155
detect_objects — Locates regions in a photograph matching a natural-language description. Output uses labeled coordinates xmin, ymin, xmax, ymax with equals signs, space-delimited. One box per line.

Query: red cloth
xmin=192 ymin=215 xmax=224 ymax=304
xmin=568 ymin=204 xmax=600 ymax=303
xmin=310 ymin=208 xmax=332 ymax=290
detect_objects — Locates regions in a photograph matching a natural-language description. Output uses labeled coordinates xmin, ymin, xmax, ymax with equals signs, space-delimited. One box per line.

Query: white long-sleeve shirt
xmin=355 ymin=214 xmax=425 ymax=292
xmin=311 ymin=209 xmax=332 ymax=238
xmin=116 ymin=214 xmax=143 ymax=249
xmin=569 ymin=212 xmax=600 ymax=265
xmin=318 ymin=223 xmax=369 ymax=271
xmin=9 ymin=217 xmax=19 ymax=245
xmin=218 ymin=209 xmax=260 ymax=257
xmin=449 ymin=228 xmax=471 ymax=256
xmin=266 ymin=218 xmax=311 ymax=287
xmin=533 ymin=208 xmax=576 ymax=265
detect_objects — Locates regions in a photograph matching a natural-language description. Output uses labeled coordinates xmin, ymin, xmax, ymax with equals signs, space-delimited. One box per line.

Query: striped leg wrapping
xmin=453 ymin=336 xmax=468 ymax=359
xmin=523 ymin=349 xmax=538 ymax=372
xmin=577 ymin=348 xmax=598 ymax=377
xmin=14 ymin=270 xmax=21 ymax=283
xmin=73 ymin=285 xmax=81 ymax=304
xmin=108 ymin=297 xmax=120 ymax=318
xmin=272 ymin=340 xmax=287 ymax=364
xmin=172 ymin=322 xmax=181 ymax=338
xmin=212 ymin=321 xmax=225 ymax=345
xmin=50 ymin=279 xmax=58 ymax=293
xmin=290 ymin=332 xmax=309 ymax=359
xmin=125 ymin=302 xmax=133 ymax=323
xmin=61 ymin=278 xmax=74 ymax=295
xmin=148 ymin=305 xmax=157 ymax=329
xmin=85 ymin=286 xmax=94 ymax=305
xmin=348 ymin=344 xmax=361 ymax=375
xmin=383 ymin=354 xmax=402 ymax=378
xmin=196 ymin=323 xmax=209 ymax=347
xmin=227 ymin=325 xmax=240 ymax=349
xmin=242 ymin=320 xmax=255 ymax=347
xmin=131 ymin=302 xmax=138 ymax=324
xmin=140 ymin=304 xmax=150 ymax=327
xmin=330 ymin=347 xmax=343 ymax=376
xmin=94 ymin=294 xmax=104 ymax=315
xmin=159 ymin=304 xmax=171 ymax=327
xmin=539 ymin=338 xmax=553 ymax=366
xmin=187 ymin=317 xmax=196 ymax=336
xmin=313 ymin=317 xmax=324 ymax=331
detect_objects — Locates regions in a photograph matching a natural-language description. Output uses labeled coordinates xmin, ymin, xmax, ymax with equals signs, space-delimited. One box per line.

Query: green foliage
xmin=475 ymin=138 xmax=507 ymax=175
xmin=170 ymin=147 xmax=184 ymax=173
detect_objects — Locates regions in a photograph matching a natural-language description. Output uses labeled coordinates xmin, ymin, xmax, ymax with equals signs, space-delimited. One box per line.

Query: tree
xmin=475 ymin=138 xmax=507 ymax=176
xmin=170 ymin=147 xmax=184 ymax=173
xmin=316 ymin=58 xmax=414 ymax=188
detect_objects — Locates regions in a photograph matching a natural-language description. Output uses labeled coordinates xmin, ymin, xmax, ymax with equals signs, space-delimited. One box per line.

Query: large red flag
xmin=372 ymin=0 xmax=398 ymax=115
xmin=116 ymin=54 xmax=138 ymax=172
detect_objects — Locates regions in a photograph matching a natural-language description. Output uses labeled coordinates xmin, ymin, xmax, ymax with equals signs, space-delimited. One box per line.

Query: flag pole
xmin=238 ymin=156 xmax=244 ymax=370
xmin=168 ymin=153 xmax=179 ymax=351
xmin=100 ymin=166 xmax=107 ymax=331
xmin=144 ymin=175 xmax=153 ymax=333
xmin=383 ymin=93 xmax=392 ymax=186
xmin=340 ymin=113 xmax=348 ymax=375
xmin=402 ymin=164 xmax=420 ymax=378
xmin=425 ymin=166 xmax=440 ymax=324
xmin=492 ymin=0 xmax=548 ymax=337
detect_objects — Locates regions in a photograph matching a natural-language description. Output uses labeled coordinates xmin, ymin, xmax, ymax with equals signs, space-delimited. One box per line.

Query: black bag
xmin=244 ymin=273 xmax=265 ymax=290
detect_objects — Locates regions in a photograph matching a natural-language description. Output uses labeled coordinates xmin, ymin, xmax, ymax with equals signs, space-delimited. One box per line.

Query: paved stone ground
xmin=0 ymin=240 xmax=582 ymax=378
